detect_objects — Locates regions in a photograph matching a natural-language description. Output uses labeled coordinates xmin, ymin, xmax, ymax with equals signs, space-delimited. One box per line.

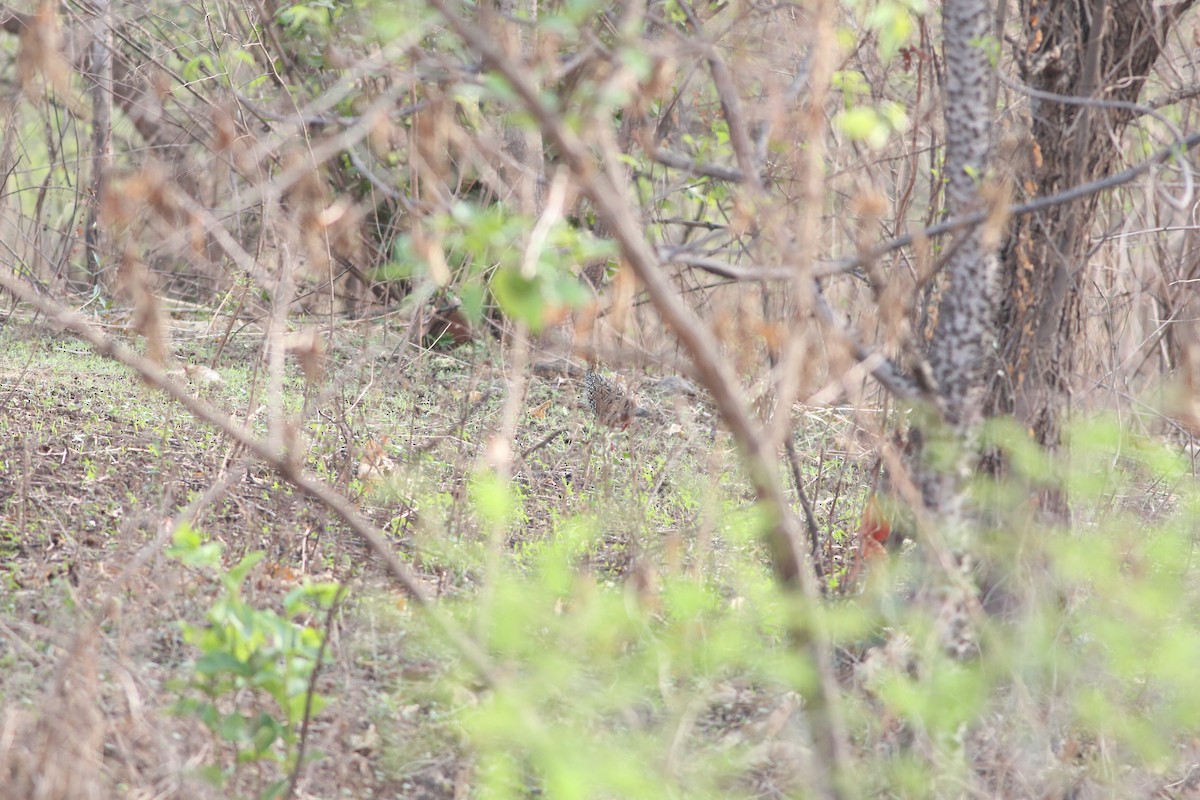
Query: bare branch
xmin=678 ymin=0 xmax=758 ymax=185
xmin=659 ymin=250 xmax=792 ymax=281
xmin=811 ymin=279 xmax=925 ymax=400
xmin=647 ymin=147 xmax=746 ymax=183
xmin=669 ymin=129 xmax=1200 ymax=284
xmin=1148 ymin=82 xmax=1200 ymax=109
xmin=0 ymin=4 xmax=31 ymax=34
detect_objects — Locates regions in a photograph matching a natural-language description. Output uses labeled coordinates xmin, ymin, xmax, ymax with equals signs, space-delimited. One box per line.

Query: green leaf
xmin=460 ymin=284 xmax=486 ymax=323
xmin=837 ymin=107 xmax=896 ymax=148
xmin=259 ymin=778 xmax=290 ymax=800
xmin=470 ymin=470 xmax=518 ymax=529
xmin=216 ymin=710 xmax=248 ymax=742
xmin=225 ymin=550 xmax=266 ymax=591
xmin=168 ymin=523 xmax=223 ymax=569
xmin=490 ymin=268 xmax=549 ymax=331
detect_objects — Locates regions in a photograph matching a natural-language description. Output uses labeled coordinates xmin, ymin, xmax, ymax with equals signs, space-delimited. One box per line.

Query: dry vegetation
xmin=3 ymin=0 xmax=1200 ymax=798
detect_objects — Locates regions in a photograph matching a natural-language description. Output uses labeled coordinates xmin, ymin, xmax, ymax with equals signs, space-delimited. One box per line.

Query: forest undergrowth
xmin=3 ymin=0 xmax=1200 ymax=795
xmin=3 ymin=317 xmax=1200 ymax=799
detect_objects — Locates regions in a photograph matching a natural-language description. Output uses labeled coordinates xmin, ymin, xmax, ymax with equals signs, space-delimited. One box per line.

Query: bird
xmin=583 ymin=369 xmax=650 ymax=430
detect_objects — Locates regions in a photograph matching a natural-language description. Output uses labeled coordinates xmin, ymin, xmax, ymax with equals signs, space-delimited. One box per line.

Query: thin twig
xmin=661 ymin=130 xmax=1200 ymax=283
xmin=678 ymin=1 xmax=757 ymax=185
xmin=519 ymin=426 xmax=568 ymax=462
xmin=784 ymin=435 xmax=825 ymax=586
xmin=648 ymin=148 xmax=746 ymax=182
xmin=284 ymin=585 xmax=348 ymax=800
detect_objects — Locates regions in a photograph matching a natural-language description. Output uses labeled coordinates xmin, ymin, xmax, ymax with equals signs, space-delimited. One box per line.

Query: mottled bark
xmin=919 ymin=0 xmax=1001 ymax=515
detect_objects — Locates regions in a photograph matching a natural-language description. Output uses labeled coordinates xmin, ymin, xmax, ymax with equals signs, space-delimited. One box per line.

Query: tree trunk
xmin=918 ymin=0 xmax=1000 ymax=516
xmin=984 ymin=0 xmax=1196 ymax=451
xmin=896 ymin=0 xmax=1004 ymax=660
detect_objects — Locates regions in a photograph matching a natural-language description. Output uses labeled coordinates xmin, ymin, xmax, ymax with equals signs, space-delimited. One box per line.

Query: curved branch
xmin=678 ymin=0 xmax=758 ymax=185
xmin=647 ymin=148 xmax=746 ymax=183
xmin=811 ymin=280 xmax=925 ymax=401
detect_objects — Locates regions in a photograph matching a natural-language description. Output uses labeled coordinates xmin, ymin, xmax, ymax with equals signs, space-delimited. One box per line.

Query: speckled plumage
xmin=583 ymin=370 xmax=648 ymax=430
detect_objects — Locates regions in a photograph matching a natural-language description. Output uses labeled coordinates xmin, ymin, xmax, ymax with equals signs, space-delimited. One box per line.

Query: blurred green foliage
xmin=376 ymin=417 xmax=1200 ymax=797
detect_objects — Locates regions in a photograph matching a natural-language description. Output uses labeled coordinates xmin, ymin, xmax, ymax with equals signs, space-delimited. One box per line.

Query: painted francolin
xmin=583 ymin=369 xmax=650 ymax=430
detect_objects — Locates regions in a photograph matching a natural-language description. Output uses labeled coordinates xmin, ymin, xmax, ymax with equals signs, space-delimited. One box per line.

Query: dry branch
xmin=668 ymin=126 xmax=1200 ymax=289
xmin=421 ymin=3 xmax=852 ymax=795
